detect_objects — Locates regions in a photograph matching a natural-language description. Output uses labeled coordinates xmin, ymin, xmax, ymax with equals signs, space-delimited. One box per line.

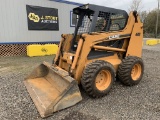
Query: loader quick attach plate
xmin=24 ymin=62 xmax=82 ymax=118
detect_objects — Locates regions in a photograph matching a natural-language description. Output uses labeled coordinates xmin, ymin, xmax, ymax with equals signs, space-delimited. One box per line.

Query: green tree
xmin=144 ymin=9 xmax=160 ymax=37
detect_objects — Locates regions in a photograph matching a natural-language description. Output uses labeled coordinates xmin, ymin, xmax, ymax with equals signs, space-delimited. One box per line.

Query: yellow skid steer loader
xmin=24 ymin=4 xmax=144 ymax=118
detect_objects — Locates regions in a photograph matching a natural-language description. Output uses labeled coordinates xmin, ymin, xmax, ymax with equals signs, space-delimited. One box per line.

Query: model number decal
xmin=136 ymin=33 xmax=141 ymax=36
xmin=109 ymin=34 xmax=120 ymax=40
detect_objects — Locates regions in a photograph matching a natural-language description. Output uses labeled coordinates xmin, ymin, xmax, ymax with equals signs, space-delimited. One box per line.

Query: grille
xmin=78 ymin=15 xmax=92 ymax=34
xmin=0 ymin=44 xmax=28 ymax=57
xmin=95 ymin=11 xmax=111 ymax=32
xmin=77 ymin=11 xmax=127 ymax=33
xmin=77 ymin=11 xmax=112 ymax=34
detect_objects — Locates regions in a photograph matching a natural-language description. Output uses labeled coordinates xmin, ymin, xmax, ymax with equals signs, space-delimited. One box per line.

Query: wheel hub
xmin=95 ymin=70 xmax=111 ymax=91
xmin=131 ymin=63 xmax=142 ymax=80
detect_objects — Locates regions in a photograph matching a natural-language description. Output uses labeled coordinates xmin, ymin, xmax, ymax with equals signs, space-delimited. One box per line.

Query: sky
xmin=67 ymin=0 xmax=157 ymax=12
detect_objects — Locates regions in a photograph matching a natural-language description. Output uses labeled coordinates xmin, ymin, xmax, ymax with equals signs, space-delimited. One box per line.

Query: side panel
xmin=126 ymin=23 xmax=143 ymax=57
xmin=86 ymin=54 xmax=121 ymax=71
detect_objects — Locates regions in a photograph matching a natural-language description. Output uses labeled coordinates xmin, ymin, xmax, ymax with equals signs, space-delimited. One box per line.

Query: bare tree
xmin=140 ymin=11 xmax=147 ymax=23
xmin=128 ymin=0 xmax=143 ymax=13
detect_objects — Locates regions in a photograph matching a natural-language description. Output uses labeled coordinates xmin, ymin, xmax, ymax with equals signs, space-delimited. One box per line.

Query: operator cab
xmin=71 ymin=4 xmax=128 ymax=52
xmin=73 ymin=4 xmax=128 ymax=34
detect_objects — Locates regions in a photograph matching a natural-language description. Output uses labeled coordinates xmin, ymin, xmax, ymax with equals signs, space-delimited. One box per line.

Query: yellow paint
xmin=44 ymin=44 xmax=58 ymax=55
xmin=146 ymin=39 xmax=158 ymax=46
xmin=27 ymin=44 xmax=58 ymax=57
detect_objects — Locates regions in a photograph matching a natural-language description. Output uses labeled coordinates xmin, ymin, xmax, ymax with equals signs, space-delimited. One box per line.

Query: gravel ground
xmin=0 ymin=45 xmax=160 ymax=120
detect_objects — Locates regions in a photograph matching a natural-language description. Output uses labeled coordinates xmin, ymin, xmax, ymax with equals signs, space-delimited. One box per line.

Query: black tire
xmin=117 ymin=56 xmax=144 ymax=86
xmin=81 ymin=60 xmax=115 ymax=98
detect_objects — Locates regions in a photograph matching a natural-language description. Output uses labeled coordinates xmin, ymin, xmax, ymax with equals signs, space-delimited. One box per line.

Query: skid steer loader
xmin=24 ymin=4 xmax=144 ymax=118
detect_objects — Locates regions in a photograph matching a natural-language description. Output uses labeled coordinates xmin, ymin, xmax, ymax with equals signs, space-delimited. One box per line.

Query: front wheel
xmin=81 ymin=60 xmax=115 ymax=98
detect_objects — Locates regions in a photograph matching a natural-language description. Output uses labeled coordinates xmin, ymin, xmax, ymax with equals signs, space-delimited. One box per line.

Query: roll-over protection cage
xmin=73 ymin=4 xmax=128 ymax=35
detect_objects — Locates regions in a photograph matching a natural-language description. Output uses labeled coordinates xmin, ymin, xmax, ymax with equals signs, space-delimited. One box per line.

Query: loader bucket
xmin=24 ymin=62 xmax=82 ymax=118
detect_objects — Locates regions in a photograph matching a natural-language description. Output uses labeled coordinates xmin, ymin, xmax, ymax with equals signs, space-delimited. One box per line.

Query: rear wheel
xmin=81 ymin=60 xmax=115 ymax=98
xmin=117 ymin=56 xmax=144 ymax=86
